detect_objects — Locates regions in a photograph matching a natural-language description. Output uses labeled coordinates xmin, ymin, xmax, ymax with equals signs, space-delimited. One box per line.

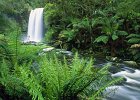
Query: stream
xmin=94 ymin=59 xmax=140 ymax=100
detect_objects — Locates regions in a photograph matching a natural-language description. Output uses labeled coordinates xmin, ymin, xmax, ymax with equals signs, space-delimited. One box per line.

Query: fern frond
xmin=127 ymin=34 xmax=140 ymax=38
xmin=94 ymin=35 xmax=109 ymax=44
xmin=127 ymin=38 xmax=140 ymax=44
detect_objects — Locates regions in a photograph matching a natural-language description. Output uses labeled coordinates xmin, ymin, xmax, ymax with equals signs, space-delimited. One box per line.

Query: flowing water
xmin=96 ymin=60 xmax=140 ymax=100
xmin=24 ymin=8 xmax=44 ymax=42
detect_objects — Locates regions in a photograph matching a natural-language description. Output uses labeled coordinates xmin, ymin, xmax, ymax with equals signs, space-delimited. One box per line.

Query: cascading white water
xmin=25 ymin=8 xmax=44 ymax=42
xmin=105 ymin=65 xmax=140 ymax=100
xmin=94 ymin=59 xmax=140 ymax=100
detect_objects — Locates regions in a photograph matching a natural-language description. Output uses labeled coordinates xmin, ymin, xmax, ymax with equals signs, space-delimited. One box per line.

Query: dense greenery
xmin=0 ymin=0 xmax=140 ymax=61
xmin=0 ymin=0 xmax=139 ymax=100
xmin=0 ymin=32 xmax=121 ymax=99
xmin=44 ymin=0 xmax=140 ymax=62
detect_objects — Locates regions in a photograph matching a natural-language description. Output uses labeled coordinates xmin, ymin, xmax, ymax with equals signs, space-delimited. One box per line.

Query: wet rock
xmin=106 ymin=56 xmax=122 ymax=62
xmin=22 ymin=41 xmax=45 ymax=46
xmin=43 ymin=47 xmax=54 ymax=52
xmin=109 ymin=66 xmax=121 ymax=74
xmin=56 ymin=49 xmax=73 ymax=56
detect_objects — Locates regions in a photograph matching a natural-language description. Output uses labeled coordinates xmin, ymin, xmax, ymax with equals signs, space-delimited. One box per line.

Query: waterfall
xmin=25 ymin=8 xmax=44 ymax=42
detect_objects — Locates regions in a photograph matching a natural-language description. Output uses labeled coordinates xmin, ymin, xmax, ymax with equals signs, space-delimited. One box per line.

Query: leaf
xmin=117 ymin=31 xmax=128 ymax=36
xmin=94 ymin=35 xmax=109 ymax=44
xmin=59 ymin=29 xmax=77 ymax=41
xmin=71 ymin=18 xmax=90 ymax=28
xmin=112 ymin=34 xmax=118 ymax=40
xmin=127 ymin=38 xmax=140 ymax=44
xmin=126 ymin=34 xmax=140 ymax=38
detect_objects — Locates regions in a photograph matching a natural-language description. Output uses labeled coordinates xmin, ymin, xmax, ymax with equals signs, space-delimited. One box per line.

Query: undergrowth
xmin=0 ymin=53 xmax=121 ymax=100
xmin=0 ymin=29 xmax=121 ymax=100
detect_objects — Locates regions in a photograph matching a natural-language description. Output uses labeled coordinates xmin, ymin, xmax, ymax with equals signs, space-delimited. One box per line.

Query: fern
xmin=90 ymin=77 xmax=122 ymax=99
xmin=0 ymin=52 xmax=121 ymax=100
xmin=18 ymin=53 xmax=120 ymax=100
xmin=127 ymin=38 xmax=140 ymax=44
xmin=127 ymin=34 xmax=140 ymax=38
xmin=0 ymin=60 xmax=28 ymax=99
xmin=18 ymin=65 xmax=44 ymax=100
xmin=59 ymin=29 xmax=77 ymax=42
xmin=71 ymin=18 xmax=91 ymax=29
xmin=94 ymin=35 xmax=109 ymax=44
xmin=116 ymin=31 xmax=128 ymax=36
xmin=127 ymin=34 xmax=140 ymax=44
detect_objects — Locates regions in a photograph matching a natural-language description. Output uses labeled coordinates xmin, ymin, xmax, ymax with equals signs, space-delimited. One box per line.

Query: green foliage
xmin=44 ymin=3 xmax=58 ymax=23
xmin=0 ymin=14 xmax=8 ymax=33
xmin=72 ymin=18 xmax=91 ymax=29
xmin=0 ymin=37 xmax=13 ymax=68
xmin=0 ymin=60 xmax=29 ymax=99
xmin=59 ymin=29 xmax=77 ymax=42
xmin=0 ymin=20 xmax=20 ymax=67
xmin=1 ymin=47 xmax=121 ymax=100
xmin=17 ymin=45 xmax=45 ymax=64
xmin=0 ymin=21 xmax=47 ymax=65
xmin=115 ymin=0 xmax=140 ymax=18
xmin=127 ymin=34 xmax=140 ymax=61
xmin=127 ymin=34 xmax=140 ymax=44
xmin=0 ymin=24 xmax=121 ymax=99
xmin=16 ymin=53 xmax=121 ymax=100
xmin=94 ymin=35 xmax=109 ymax=44
xmin=43 ymin=0 xmax=110 ymax=48
xmin=17 ymin=64 xmax=43 ymax=100
xmin=130 ymin=49 xmax=140 ymax=61
xmin=45 ymin=28 xmax=56 ymax=42
xmin=43 ymin=0 xmax=140 ymax=59
xmin=95 ymin=16 xmax=128 ymax=43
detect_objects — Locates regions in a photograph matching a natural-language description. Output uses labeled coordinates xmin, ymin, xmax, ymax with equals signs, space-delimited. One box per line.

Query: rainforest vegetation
xmin=44 ymin=0 xmax=140 ymax=61
xmin=0 ymin=0 xmax=140 ymax=100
